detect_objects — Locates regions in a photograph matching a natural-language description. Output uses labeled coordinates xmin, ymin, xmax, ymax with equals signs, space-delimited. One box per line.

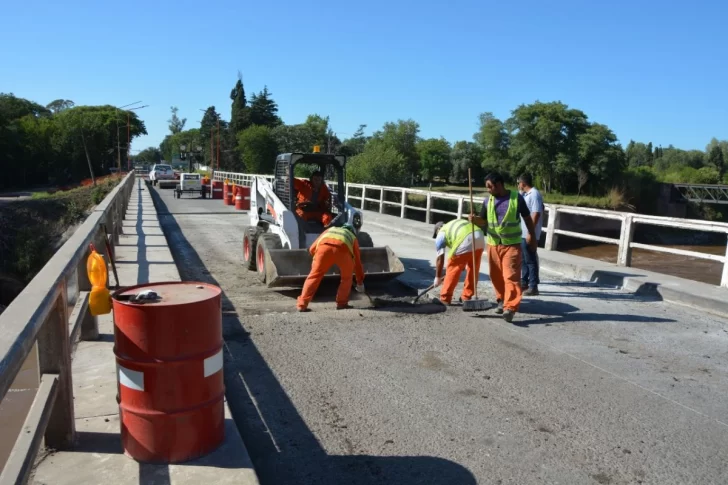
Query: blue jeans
xmin=521 ymin=240 xmax=540 ymax=289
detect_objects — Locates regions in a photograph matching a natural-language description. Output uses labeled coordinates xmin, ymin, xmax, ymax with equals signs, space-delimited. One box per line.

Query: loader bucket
xmin=263 ymin=246 xmax=405 ymax=288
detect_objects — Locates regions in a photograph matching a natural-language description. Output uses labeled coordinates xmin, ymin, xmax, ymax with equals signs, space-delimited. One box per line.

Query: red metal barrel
xmin=239 ymin=186 xmax=251 ymax=210
xmin=222 ymin=181 xmax=230 ymax=202
xmin=234 ymin=186 xmax=244 ymax=210
xmin=211 ymin=180 xmax=223 ymax=199
xmin=224 ymin=185 xmax=234 ymax=206
xmin=112 ymin=282 xmax=224 ymax=463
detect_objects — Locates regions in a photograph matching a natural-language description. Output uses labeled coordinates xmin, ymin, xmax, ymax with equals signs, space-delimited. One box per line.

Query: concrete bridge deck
xmin=135 ymin=183 xmax=728 ymax=485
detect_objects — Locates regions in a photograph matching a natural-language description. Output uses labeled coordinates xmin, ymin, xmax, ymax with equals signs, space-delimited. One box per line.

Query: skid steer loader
xmin=242 ymin=150 xmax=405 ymax=288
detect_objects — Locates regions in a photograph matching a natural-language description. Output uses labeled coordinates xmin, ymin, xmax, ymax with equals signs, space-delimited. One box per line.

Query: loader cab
xmin=273 ymin=152 xmax=349 ymax=239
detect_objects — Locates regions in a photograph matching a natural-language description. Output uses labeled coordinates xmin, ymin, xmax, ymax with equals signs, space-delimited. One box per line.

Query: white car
xmin=149 ymin=164 xmax=174 ymax=187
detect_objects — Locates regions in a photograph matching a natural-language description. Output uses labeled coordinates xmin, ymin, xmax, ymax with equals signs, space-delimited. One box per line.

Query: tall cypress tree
xmin=229 ymin=72 xmax=250 ymax=134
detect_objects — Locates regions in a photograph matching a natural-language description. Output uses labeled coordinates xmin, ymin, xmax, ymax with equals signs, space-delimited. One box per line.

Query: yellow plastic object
xmin=87 ymin=244 xmax=111 ymax=316
xmin=313 ymin=145 xmax=321 ymax=153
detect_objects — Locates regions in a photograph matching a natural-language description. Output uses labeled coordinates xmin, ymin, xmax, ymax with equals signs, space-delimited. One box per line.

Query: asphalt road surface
xmin=149 ymin=183 xmax=728 ymax=485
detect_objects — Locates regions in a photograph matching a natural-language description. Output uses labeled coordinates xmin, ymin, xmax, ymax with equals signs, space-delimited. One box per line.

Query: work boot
xmin=494 ymin=300 xmax=504 ymax=314
xmin=523 ymin=287 xmax=539 ymax=296
xmin=503 ymin=309 xmax=515 ymax=323
xmin=297 ymin=307 xmax=311 ymax=313
xmin=336 ymin=304 xmax=353 ymax=310
xmin=521 ymin=281 xmax=529 ymax=290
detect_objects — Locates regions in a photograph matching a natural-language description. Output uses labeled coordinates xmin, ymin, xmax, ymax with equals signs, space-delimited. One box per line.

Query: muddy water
xmin=0 ymin=345 xmax=39 ymax=470
xmin=560 ymin=240 xmax=725 ymax=285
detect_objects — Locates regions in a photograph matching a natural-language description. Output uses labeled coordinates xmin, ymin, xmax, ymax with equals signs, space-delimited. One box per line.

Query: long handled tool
xmin=102 ymin=224 xmax=120 ymax=289
xmin=463 ymin=168 xmax=490 ymax=312
xmin=413 ymin=283 xmax=435 ymax=304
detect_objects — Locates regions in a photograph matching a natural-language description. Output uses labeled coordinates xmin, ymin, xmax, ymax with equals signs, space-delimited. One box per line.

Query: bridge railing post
xmin=617 ymin=216 xmax=635 ymax=267
xmin=457 ymin=197 xmax=464 ymax=219
xmin=361 ymin=186 xmax=366 ymax=210
xmin=400 ymin=189 xmax=407 ymax=218
xmin=425 ymin=193 xmax=433 ymax=224
xmin=36 ymin=279 xmax=75 ymax=449
xmin=379 ymin=188 xmax=384 ymax=214
xmin=544 ymin=207 xmax=560 ymax=251
xmin=721 ymin=241 xmax=728 ymax=288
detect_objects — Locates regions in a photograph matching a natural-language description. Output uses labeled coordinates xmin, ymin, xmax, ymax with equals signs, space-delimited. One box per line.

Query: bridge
xmin=1 ymin=171 xmax=727 ymax=484
xmin=673 ymin=183 xmax=728 ymax=205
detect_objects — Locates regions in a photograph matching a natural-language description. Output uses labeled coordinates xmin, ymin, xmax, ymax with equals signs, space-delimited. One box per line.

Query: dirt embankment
xmin=0 ymin=177 xmax=121 ymax=309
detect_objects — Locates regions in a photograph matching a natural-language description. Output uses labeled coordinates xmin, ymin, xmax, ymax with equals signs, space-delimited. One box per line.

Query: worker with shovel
xmin=432 ymin=219 xmax=485 ymax=305
xmin=297 ymin=223 xmax=365 ymax=312
xmin=469 ymin=173 xmax=538 ymax=322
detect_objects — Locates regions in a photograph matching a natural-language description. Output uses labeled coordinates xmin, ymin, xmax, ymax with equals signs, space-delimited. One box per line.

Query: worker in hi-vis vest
xmin=297 ymin=224 xmax=365 ymax=312
xmin=431 ymin=218 xmax=485 ymax=305
xmin=470 ymin=172 xmax=538 ymax=323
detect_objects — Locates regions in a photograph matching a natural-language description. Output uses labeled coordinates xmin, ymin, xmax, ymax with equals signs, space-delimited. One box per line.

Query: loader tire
xmin=243 ymin=227 xmax=263 ymax=270
xmin=357 ymin=231 xmax=374 ymax=248
xmin=256 ymin=233 xmax=283 ymax=284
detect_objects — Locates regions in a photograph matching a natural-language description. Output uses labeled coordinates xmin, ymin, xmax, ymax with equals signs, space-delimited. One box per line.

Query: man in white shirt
xmin=518 ymin=174 xmax=544 ymax=296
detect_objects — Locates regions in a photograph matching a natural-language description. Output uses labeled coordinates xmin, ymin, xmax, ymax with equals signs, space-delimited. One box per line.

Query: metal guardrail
xmin=0 ymin=172 xmax=136 ymax=485
xmin=213 ymin=171 xmax=728 ymax=288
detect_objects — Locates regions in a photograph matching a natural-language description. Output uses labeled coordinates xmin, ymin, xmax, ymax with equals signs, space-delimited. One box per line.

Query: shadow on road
xmin=148 ymin=185 xmax=477 ymax=484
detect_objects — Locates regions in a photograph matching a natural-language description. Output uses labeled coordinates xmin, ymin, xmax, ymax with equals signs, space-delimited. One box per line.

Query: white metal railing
xmin=213 ymin=172 xmax=728 ymax=288
xmin=0 ymin=172 xmax=136 ymax=484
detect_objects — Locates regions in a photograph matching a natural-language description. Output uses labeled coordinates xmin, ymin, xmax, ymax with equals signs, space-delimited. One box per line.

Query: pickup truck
xmin=149 ymin=164 xmax=175 ymax=188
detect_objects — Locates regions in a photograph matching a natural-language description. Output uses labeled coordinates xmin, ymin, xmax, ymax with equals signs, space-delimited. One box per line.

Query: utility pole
xmin=216 ymin=119 xmax=221 ymax=171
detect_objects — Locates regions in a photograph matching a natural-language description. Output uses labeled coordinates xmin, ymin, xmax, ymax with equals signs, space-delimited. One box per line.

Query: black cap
xmin=432 ymin=221 xmax=444 ymax=238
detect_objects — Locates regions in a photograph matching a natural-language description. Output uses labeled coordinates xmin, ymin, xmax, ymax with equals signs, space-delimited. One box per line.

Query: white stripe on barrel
xmin=204 ymin=350 xmax=223 ymax=377
xmin=118 ymin=364 xmax=144 ymax=391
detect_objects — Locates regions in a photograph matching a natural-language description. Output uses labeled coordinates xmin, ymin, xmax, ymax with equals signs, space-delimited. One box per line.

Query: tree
xmin=450 ymin=141 xmax=484 ymax=182
xmin=417 ymin=138 xmax=451 ymax=182
xmin=707 ymin=145 xmax=725 ymax=176
xmin=370 ymin=120 xmax=420 ymax=182
xmin=200 ymin=106 xmax=223 ymax=167
xmin=168 ymin=106 xmax=186 ymax=134
xmin=237 ymin=125 xmax=278 ymax=173
xmin=136 ymin=147 xmax=162 ymax=165
xmin=347 ymin=140 xmax=408 ymax=187
xmin=508 ymin=101 xmax=589 ymax=192
xmin=339 ymin=124 xmax=368 ymax=157
xmin=46 ymin=99 xmax=74 ymax=114
xmin=626 ymin=141 xmax=653 ymax=168
xmin=271 ymin=114 xmax=339 ymax=154
xmin=249 ymin=86 xmax=282 ymax=128
xmin=230 ymin=73 xmax=250 ymax=134
xmin=576 ymin=123 xmax=625 ymax=194
xmin=0 ymin=93 xmax=51 ymax=120
xmin=474 ymin=112 xmax=510 ymax=175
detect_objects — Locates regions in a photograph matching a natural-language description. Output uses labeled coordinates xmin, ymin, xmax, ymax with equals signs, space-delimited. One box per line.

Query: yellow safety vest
xmin=316 ymin=227 xmax=356 ymax=257
xmin=442 ymin=219 xmax=482 ymax=259
xmin=486 ymin=191 xmax=522 ymax=246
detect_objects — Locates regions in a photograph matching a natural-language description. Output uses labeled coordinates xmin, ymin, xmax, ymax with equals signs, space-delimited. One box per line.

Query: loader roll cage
xmin=276 ymin=153 xmax=346 ymax=218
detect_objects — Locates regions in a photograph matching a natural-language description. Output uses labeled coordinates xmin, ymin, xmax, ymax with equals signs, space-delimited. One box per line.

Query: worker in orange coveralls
xmin=432 ymin=219 xmax=485 ymax=305
xmin=297 ymin=224 xmax=365 ymax=312
xmin=294 ymin=171 xmax=334 ymax=227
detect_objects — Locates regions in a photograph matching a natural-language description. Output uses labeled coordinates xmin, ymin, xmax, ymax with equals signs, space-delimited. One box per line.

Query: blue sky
xmin=2 ymin=0 xmax=726 ymax=153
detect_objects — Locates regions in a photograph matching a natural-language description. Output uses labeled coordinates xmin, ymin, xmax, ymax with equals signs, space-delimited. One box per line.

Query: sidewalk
xmin=32 ymin=178 xmax=259 ymax=485
xmin=362 ymin=210 xmax=728 ymax=316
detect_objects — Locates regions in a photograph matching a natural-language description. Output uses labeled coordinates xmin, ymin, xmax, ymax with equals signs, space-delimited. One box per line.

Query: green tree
xmin=46 ymin=99 xmax=75 ymax=114
xmin=370 ymin=119 xmax=420 ymax=182
xmin=450 ymin=141 xmax=484 ymax=182
xmin=229 ymin=73 xmax=250 ymax=134
xmin=576 ymin=123 xmax=625 ymax=194
xmin=271 ymin=114 xmax=339 ymax=154
xmin=417 ymin=138 xmax=452 ymax=182
xmin=200 ymin=106 xmax=224 ymax=167
xmin=339 ymin=124 xmax=368 ymax=157
xmin=136 ymin=147 xmax=162 ymax=165
xmin=168 ymin=106 xmax=186 ymax=134
xmin=508 ymin=101 xmax=589 ymax=192
xmin=0 ymin=93 xmax=51 ymax=120
xmin=347 ymin=140 xmax=408 ymax=186
xmin=249 ymin=86 xmax=282 ymax=128
xmin=474 ymin=112 xmax=510 ymax=175
xmin=707 ymin=144 xmax=725 ymax=176
xmin=237 ymin=125 xmax=279 ymax=173
xmin=626 ymin=141 xmax=654 ymax=168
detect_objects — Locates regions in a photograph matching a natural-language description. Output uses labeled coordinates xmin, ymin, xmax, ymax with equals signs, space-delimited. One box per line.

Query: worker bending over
xmin=470 ymin=173 xmax=537 ymax=322
xmin=432 ymin=218 xmax=485 ymax=305
xmin=294 ymin=171 xmax=334 ymax=227
xmin=297 ymin=224 xmax=365 ymax=312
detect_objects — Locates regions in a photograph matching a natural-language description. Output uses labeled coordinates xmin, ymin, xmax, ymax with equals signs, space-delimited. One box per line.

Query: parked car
xmin=149 ymin=164 xmax=174 ymax=186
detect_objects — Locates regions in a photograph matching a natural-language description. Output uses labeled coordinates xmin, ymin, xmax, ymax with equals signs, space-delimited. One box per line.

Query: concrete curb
xmin=365 ymin=218 xmax=728 ymax=318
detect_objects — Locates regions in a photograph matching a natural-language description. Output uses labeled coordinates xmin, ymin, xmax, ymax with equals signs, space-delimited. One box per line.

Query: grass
xmin=0 ymin=176 xmax=122 ymax=284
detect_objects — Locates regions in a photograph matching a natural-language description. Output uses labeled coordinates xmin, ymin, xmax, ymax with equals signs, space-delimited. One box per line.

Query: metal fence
xmin=0 ymin=172 xmax=136 ymax=485
xmin=212 ymin=172 xmax=728 ymax=288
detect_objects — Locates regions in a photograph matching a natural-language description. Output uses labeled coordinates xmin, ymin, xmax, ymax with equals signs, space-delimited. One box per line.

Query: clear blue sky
xmin=2 ymin=0 xmax=726 ymax=153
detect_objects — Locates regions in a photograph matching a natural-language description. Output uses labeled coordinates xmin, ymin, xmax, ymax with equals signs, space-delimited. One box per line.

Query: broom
xmin=462 ymin=168 xmax=490 ymax=312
